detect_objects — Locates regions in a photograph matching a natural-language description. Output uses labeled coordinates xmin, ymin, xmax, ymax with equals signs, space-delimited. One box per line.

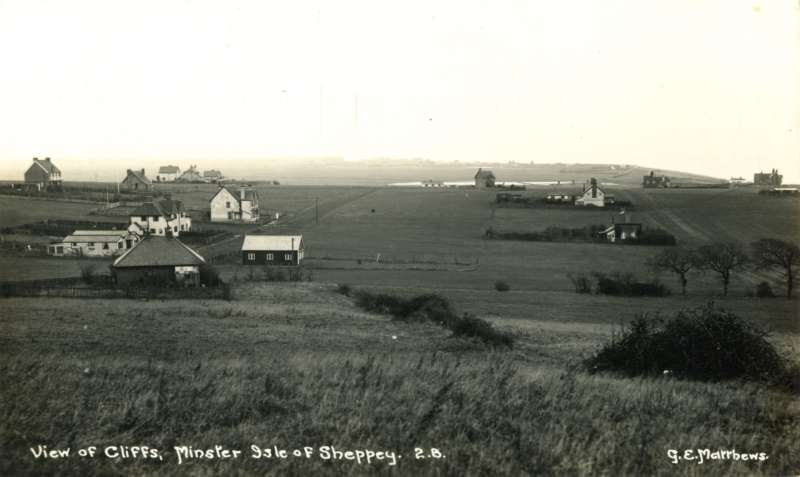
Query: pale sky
xmin=0 ymin=0 xmax=798 ymax=182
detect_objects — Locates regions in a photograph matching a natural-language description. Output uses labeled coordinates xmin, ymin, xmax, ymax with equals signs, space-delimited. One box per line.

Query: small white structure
xmin=157 ymin=165 xmax=180 ymax=182
xmin=210 ymin=186 xmax=260 ymax=222
xmin=574 ymin=178 xmax=606 ymax=207
xmin=49 ymin=230 xmax=140 ymax=257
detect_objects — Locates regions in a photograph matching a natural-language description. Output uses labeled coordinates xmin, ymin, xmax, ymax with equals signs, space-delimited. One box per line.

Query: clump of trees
xmin=646 ymin=238 xmax=798 ymax=298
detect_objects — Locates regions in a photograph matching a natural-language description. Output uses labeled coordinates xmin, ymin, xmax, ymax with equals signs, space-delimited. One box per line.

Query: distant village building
xmin=422 ymin=180 xmax=445 ymax=188
xmin=753 ymin=169 xmax=782 ymax=186
xmin=642 ymin=171 xmax=670 ymax=188
xmin=574 ymin=178 xmax=606 ymax=207
xmin=156 ymin=165 xmax=180 ymax=182
xmin=177 ymin=165 xmax=204 ymax=183
xmin=120 ymin=169 xmax=153 ymax=192
xmin=112 ymin=236 xmax=205 ymax=287
xmin=241 ymin=235 xmax=304 ymax=266
xmin=729 ymin=176 xmax=746 ymax=185
xmin=48 ymin=230 xmax=140 ymax=257
xmin=545 ymin=193 xmax=575 ymax=204
xmin=210 ymin=186 xmax=260 ymax=222
xmin=600 ymin=222 xmax=642 ymax=243
xmin=474 ymin=168 xmax=496 ymax=188
xmin=128 ymin=197 xmax=191 ymax=237
xmin=203 ymin=170 xmax=224 ymax=183
xmin=24 ymin=157 xmax=62 ymax=191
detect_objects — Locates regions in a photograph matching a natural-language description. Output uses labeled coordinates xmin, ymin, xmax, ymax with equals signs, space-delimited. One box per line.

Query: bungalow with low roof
xmin=241 ymin=234 xmax=304 ymax=266
xmin=120 ymin=169 xmax=153 ymax=192
xmin=48 ymin=229 xmax=140 ymax=257
xmin=112 ymin=236 xmax=206 ymax=287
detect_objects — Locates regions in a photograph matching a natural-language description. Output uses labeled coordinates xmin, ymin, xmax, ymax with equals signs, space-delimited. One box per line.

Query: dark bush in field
xmin=756 ymin=281 xmax=776 ymax=298
xmin=567 ymin=273 xmax=592 ymax=293
xmin=336 ymin=283 xmax=352 ymax=296
xmin=586 ymin=304 xmax=787 ymax=383
xmin=638 ymin=228 xmax=678 ymax=246
xmin=494 ymin=280 xmax=510 ymax=292
xmin=351 ymin=290 xmax=512 ymax=347
xmin=592 ymin=272 xmax=670 ymax=297
xmin=80 ymin=264 xmax=96 ymax=284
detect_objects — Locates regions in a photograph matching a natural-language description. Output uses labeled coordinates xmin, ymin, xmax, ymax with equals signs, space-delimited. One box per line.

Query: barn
xmin=241 ymin=235 xmax=304 ymax=266
xmin=112 ymin=236 xmax=206 ymax=287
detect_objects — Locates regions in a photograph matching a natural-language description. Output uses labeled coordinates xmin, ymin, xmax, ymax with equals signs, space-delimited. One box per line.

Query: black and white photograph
xmin=0 ymin=1 xmax=798 ymax=475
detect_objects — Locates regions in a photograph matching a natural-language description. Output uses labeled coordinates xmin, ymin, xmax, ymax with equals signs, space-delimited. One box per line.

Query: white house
xmin=128 ymin=198 xmax=191 ymax=237
xmin=157 ymin=165 xmax=180 ymax=182
xmin=49 ymin=230 xmax=140 ymax=257
xmin=574 ymin=178 xmax=606 ymax=207
xmin=210 ymin=186 xmax=260 ymax=223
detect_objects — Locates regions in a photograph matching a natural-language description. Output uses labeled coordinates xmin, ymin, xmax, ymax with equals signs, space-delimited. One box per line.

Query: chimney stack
xmin=240 ymin=188 xmax=245 ymax=201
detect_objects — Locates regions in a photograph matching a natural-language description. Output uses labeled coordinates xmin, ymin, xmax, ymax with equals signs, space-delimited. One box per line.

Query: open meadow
xmin=1 ymin=184 xmax=798 ymax=476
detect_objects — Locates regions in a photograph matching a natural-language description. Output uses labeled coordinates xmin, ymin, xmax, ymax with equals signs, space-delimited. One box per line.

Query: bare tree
xmin=647 ymin=247 xmax=696 ymax=295
xmin=695 ymin=243 xmax=748 ymax=296
xmin=750 ymin=238 xmax=799 ymax=299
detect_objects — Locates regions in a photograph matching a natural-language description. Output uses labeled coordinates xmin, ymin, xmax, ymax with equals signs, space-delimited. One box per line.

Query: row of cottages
xmin=48 ymin=229 xmax=141 ymax=257
xmin=155 ymin=165 xmax=225 ymax=183
xmin=241 ymin=235 xmax=304 ymax=266
xmin=24 ymin=157 xmax=63 ymax=191
xmin=474 ymin=168 xmax=496 ymax=188
xmin=112 ymin=236 xmax=205 ymax=287
xmin=210 ymin=186 xmax=260 ymax=223
xmin=121 ymin=169 xmax=154 ymax=192
xmin=128 ymin=197 xmax=192 ymax=237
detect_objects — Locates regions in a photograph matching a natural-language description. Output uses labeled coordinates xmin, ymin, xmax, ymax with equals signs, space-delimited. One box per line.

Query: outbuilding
xmin=241 ymin=235 xmax=304 ymax=266
xmin=112 ymin=236 xmax=206 ymax=286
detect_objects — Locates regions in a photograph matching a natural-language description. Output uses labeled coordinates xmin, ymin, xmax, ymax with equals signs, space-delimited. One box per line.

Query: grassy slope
xmin=1 ymin=284 xmax=798 ymax=476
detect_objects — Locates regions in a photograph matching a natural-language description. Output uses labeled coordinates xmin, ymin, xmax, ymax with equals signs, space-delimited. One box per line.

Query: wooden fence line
xmin=0 ymin=284 xmax=230 ymax=300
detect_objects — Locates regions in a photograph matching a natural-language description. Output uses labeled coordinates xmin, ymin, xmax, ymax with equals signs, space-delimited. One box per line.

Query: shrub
xmin=756 ymin=281 xmax=776 ymax=298
xmin=638 ymin=228 xmax=677 ymax=246
xmin=592 ymin=272 xmax=670 ymax=297
xmin=450 ymin=313 xmax=514 ymax=347
xmin=586 ymin=304 xmax=787 ymax=383
xmin=494 ymin=280 xmax=510 ymax=292
xmin=567 ymin=273 xmax=592 ymax=294
xmin=336 ymin=284 xmax=352 ymax=296
xmin=80 ymin=264 xmax=96 ymax=285
xmin=199 ymin=264 xmax=224 ymax=287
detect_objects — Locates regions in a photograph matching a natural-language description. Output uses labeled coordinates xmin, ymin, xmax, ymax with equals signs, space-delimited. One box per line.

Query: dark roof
xmin=159 ymin=165 xmax=180 ymax=173
xmin=125 ymin=169 xmax=152 ymax=184
xmin=32 ymin=157 xmax=61 ymax=174
xmin=113 ymin=236 xmax=205 ymax=268
xmin=474 ymin=168 xmax=495 ymax=179
xmin=203 ymin=170 xmax=222 ymax=177
xmin=158 ymin=198 xmax=184 ymax=215
xmin=129 ymin=202 xmax=165 ymax=217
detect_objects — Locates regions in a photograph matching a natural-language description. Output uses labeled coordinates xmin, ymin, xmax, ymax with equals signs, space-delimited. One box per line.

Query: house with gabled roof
xmin=120 ymin=169 xmax=153 ymax=192
xmin=24 ymin=157 xmax=62 ymax=191
xmin=156 ymin=165 xmax=180 ymax=182
xmin=112 ymin=236 xmax=205 ymax=286
xmin=474 ymin=168 xmax=496 ymax=189
xmin=128 ymin=196 xmax=191 ymax=237
xmin=574 ymin=178 xmax=606 ymax=207
xmin=241 ymin=234 xmax=304 ymax=266
xmin=210 ymin=186 xmax=260 ymax=223
xmin=203 ymin=170 xmax=224 ymax=183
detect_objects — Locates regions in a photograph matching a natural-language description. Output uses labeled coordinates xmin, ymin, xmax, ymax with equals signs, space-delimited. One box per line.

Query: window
xmin=88 ymin=242 xmax=94 ymax=247
xmin=284 ymin=253 xmax=292 ymax=261
xmin=71 ymin=243 xmax=77 ymax=247
xmin=152 ymin=216 xmax=159 ymax=221
xmin=141 ymin=216 xmax=147 ymax=221
xmin=266 ymin=253 xmax=273 ymax=261
xmin=174 ymin=226 xmax=178 ymax=232
xmin=150 ymin=229 xmax=156 ymax=234
xmin=226 ymin=201 xmax=231 ymax=208
xmin=247 ymin=253 xmax=255 ymax=261
xmin=103 ymin=243 xmax=109 ymax=250
xmin=118 ymin=242 xmax=123 ymax=249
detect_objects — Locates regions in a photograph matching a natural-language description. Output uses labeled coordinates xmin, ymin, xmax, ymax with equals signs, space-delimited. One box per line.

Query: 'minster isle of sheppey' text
xmin=30 ymin=444 xmax=448 ymax=466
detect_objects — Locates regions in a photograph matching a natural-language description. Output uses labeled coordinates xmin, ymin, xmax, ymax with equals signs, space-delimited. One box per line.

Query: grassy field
xmin=1 ymin=183 xmax=798 ymax=475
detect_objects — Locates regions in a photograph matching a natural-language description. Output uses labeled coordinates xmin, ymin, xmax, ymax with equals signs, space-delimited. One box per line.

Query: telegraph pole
xmin=315 ymin=198 xmax=319 ymax=225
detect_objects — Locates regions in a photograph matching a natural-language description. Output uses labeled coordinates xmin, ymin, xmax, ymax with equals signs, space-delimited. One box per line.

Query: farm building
xmin=241 ymin=235 xmax=304 ymax=266
xmin=128 ymin=198 xmax=191 ymax=237
xmin=642 ymin=171 xmax=670 ymax=188
xmin=24 ymin=157 xmax=62 ymax=191
xmin=120 ymin=169 xmax=153 ymax=192
xmin=599 ymin=223 xmax=642 ymax=243
xmin=210 ymin=186 xmax=260 ymax=222
xmin=156 ymin=165 xmax=180 ymax=182
xmin=177 ymin=165 xmax=204 ymax=183
xmin=754 ymin=169 xmax=782 ymax=186
xmin=112 ymin=236 xmax=206 ymax=287
xmin=474 ymin=168 xmax=496 ymax=188
xmin=574 ymin=178 xmax=606 ymax=207
xmin=48 ymin=230 xmax=140 ymax=257
xmin=203 ymin=170 xmax=224 ymax=182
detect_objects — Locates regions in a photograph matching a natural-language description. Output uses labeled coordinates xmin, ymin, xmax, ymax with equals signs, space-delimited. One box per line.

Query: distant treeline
xmin=485 ymin=226 xmax=677 ymax=246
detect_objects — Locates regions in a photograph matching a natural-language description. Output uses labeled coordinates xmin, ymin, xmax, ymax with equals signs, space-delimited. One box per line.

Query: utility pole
xmin=315 ymin=198 xmax=319 ymax=225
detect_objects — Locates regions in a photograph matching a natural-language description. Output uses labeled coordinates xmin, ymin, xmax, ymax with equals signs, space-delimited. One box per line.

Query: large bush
xmin=591 ymin=272 xmax=670 ymax=297
xmin=586 ymin=304 xmax=787 ymax=383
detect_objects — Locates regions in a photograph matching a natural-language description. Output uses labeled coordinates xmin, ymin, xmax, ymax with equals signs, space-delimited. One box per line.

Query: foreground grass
xmin=0 ymin=284 xmax=798 ymax=476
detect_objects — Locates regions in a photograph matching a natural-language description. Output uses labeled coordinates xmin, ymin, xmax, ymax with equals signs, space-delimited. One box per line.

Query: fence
xmin=0 ymin=283 xmax=230 ymax=300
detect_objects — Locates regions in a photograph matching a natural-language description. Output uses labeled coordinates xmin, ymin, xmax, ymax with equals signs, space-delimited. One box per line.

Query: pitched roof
xmin=212 ymin=186 xmax=258 ymax=203
xmin=159 ymin=165 xmax=180 ymax=173
xmin=64 ymin=233 xmax=127 ymax=243
xmin=32 ymin=158 xmax=61 ymax=175
xmin=125 ymin=169 xmax=152 ymax=184
xmin=129 ymin=202 xmax=165 ymax=217
xmin=113 ymin=236 xmax=205 ymax=268
xmin=474 ymin=168 xmax=495 ymax=179
xmin=242 ymin=235 xmax=303 ymax=251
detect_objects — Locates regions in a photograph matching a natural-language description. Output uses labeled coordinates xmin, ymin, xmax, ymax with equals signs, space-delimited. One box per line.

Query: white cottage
xmin=210 ymin=186 xmax=260 ymax=223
